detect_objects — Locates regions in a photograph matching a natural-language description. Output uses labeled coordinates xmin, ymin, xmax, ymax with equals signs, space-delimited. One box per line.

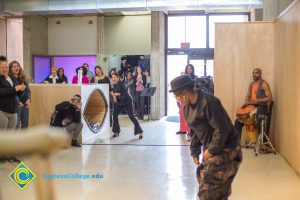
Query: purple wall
xmin=33 ymin=55 xmax=96 ymax=84
xmin=53 ymin=56 xmax=96 ymax=84
xmin=33 ymin=56 xmax=51 ymax=83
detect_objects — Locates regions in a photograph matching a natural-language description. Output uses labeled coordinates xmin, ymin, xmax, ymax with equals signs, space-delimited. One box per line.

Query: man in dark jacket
xmin=51 ymin=94 xmax=83 ymax=147
xmin=169 ymin=75 xmax=242 ymax=200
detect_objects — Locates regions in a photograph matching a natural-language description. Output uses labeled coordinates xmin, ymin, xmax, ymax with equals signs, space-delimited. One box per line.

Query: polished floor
xmin=1 ymin=116 xmax=300 ymax=200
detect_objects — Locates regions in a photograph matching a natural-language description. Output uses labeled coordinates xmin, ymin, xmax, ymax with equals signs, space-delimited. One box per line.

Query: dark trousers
xmin=136 ymin=91 xmax=145 ymax=119
xmin=112 ymin=103 xmax=143 ymax=135
xmin=16 ymin=107 xmax=29 ymax=129
xmin=197 ymin=146 xmax=242 ymax=200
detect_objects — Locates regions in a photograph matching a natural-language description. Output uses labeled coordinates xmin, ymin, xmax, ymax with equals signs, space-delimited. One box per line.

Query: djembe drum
xmin=236 ymin=105 xmax=258 ymax=146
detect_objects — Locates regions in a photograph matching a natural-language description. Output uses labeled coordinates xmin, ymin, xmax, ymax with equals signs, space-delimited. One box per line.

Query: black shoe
xmin=176 ymin=131 xmax=186 ymax=134
xmin=9 ymin=156 xmax=21 ymax=163
xmin=0 ymin=157 xmax=6 ymax=163
xmin=71 ymin=139 xmax=81 ymax=147
xmin=112 ymin=133 xmax=119 ymax=138
xmin=138 ymin=132 xmax=143 ymax=139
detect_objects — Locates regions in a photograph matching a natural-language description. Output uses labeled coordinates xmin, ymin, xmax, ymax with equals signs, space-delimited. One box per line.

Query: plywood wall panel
xmin=29 ymin=85 xmax=80 ymax=127
xmin=274 ymin=0 xmax=300 ymax=175
xmin=215 ymin=1 xmax=300 ymax=175
xmin=214 ymin=22 xmax=274 ymax=121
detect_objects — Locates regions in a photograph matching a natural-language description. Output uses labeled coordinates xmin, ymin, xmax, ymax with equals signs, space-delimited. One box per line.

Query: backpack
xmin=194 ymin=76 xmax=214 ymax=94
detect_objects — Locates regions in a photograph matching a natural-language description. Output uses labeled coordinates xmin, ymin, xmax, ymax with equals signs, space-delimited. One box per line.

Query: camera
xmin=71 ymin=98 xmax=80 ymax=104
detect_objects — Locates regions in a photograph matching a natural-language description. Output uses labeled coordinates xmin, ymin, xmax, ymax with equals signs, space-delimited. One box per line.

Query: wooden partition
xmin=214 ymin=1 xmax=300 ymax=175
xmin=29 ymin=85 xmax=80 ymax=127
xmin=273 ymin=0 xmax=300 ymax=175
xmin=29 ymin=84 xmax=110 ymax=144
xmin=214 ymin=22 xmax=275 ymax=120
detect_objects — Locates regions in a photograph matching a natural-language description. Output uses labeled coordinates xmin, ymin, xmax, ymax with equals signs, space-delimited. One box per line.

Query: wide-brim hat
xmin=169 ymin=75 xmax=195 ymax=93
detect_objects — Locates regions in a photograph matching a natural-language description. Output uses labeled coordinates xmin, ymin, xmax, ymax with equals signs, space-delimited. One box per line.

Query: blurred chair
xmin=0 ymin=126 xmax=67 ymax=200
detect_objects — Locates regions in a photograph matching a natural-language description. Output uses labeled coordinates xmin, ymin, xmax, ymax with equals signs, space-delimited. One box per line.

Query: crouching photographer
xmin=50 ymin=94 xmax=83 ymax=147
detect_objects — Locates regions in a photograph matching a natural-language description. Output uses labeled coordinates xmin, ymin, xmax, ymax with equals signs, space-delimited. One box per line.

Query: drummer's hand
xmin=244 ymin=100 xmax=257 ymax=106
xmin=193 ymin=156 xmax=200 ymax=166
xmin=249 ymin=100 xmax=258 ymax=105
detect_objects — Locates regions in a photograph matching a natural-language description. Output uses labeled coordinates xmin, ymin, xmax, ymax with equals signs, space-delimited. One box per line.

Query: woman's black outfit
xmin=43 ymin=75 xmax=62 ymax=84
xmin=0 ymin=75 xmax=18 ymax=114
xmin=111 ymin=81 xmax=143 ymax=136
xmin=91 ymin=76 xmax=110 ymax=84
xmin=59 ymin=75 xmax=68 ymax=84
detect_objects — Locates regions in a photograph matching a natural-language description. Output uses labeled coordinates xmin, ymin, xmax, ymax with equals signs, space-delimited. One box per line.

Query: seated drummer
xmin=234 ymin=68 xmax=273 ymax=137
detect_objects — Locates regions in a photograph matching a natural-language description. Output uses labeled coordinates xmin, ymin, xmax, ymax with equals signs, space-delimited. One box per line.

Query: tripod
xmin=254 ymin=114 xmax=276 ymax=156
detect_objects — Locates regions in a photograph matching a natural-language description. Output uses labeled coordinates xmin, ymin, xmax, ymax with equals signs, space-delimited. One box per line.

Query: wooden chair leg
xmin=30 ymin=154 xmax=56 ymax=200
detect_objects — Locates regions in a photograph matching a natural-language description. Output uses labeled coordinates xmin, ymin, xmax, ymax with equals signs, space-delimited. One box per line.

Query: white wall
xmin=48 ymin=15 xmax=151 ymax=56
xmin=105 ymin=15 xmax=151 ymax=55
xmin=48 ymin=16 xmax=98 ymax=55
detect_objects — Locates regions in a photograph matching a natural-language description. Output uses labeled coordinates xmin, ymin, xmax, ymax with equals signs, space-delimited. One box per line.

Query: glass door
xmin=167 ymin=54 xmax=188 ymax=115
xmin=189 ymin=59 xmax=214 ymax=79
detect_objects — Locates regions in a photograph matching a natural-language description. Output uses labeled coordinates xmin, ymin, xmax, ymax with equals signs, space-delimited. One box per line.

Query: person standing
xmin=110 ymin=73 xmax=143 ymax=139
xmin=9 ymin=60 xmax=31 ymax=129
xmin=119 ymin=56 xmax=131 ymax=81
xmin=125 ymin=72 xmax=136 ymax=115
xmin=185 ymin=64 xmax=197 ymax=79
xmin=0 ymin=56 xmax=26 ymax=129
xmin=176 ymin=64 xmax=197 ymax=135
xmin=170 ymin=75 xmax=242 ymax=200
xmin=138 ymin=55 xmax=150 ymax=72
xmin=135 ymin=66 xmax=146 ymax=120
xmin=83 ymin=63 xmax=94 ymax=82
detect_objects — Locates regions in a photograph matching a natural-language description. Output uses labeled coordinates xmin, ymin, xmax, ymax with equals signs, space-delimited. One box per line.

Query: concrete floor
xmin=1 ymin=117 xmax=300 ymax=200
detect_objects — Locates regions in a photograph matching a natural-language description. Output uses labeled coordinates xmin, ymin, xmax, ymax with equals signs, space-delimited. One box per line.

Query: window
xmin=168 ymin=16 xmax=206 ymax=48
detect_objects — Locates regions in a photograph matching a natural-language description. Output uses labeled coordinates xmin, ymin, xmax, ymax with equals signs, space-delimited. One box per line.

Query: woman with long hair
xmin=110 ymin=73 xmax=143 ymax=139
xmin=58 ymin=68 xmax=68 ymax=84
xmin=91 ymin=66 xmax=110 ymax=84
xmin=0 ymin=56 xmax=26 ymax=130
xmin=72 ymin=66 xmax=89 ymax=84
xmin=178 ymin=64 xmax=197 ymax=139
xmin=135 ymin=66 xmax=146 ymax=120
xmin=8 ymin=60 xmax=31 ymax=129
xmin=185 ymin=64 xmax=197 ymax=79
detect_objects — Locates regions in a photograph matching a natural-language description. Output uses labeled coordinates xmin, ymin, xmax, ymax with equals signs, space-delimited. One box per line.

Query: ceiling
xmin=0 ymin=0 xmax=263 ymax=16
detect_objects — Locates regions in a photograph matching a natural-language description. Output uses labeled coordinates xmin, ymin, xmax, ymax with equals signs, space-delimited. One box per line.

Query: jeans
xmin=16 ymin=107 xmax=29 ymax=129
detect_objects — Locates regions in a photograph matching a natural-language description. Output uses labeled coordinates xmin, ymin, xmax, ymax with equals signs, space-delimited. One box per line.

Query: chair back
xmin=265 ymin=101 xmax=274 ymax=136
